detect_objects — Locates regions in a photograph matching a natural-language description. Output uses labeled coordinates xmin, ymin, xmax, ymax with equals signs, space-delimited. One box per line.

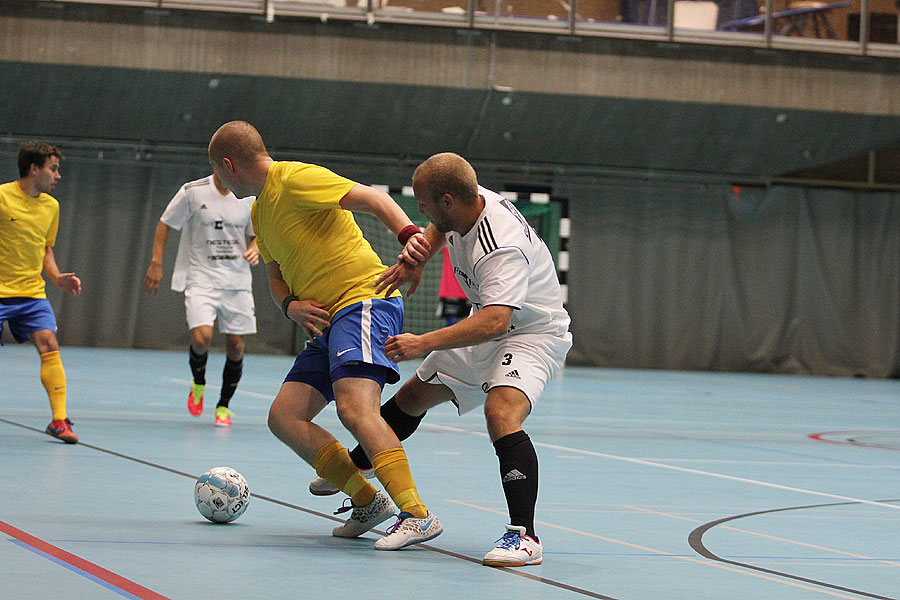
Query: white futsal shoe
xmin=482 ymin=525 xmax=543 ymax=567
xmin=374 ymin=511 xmax=443 ymax=550
xmin=309 ymin=467 xmax=375 ymax=496
xmin=332 ymin=490 xmax=397 ymax=538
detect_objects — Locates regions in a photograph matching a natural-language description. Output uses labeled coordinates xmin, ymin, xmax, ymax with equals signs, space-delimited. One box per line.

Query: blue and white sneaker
xmin=332 ymin=490 xmax=397 ymax=538
xmin=373 ymin=511 xmax=443 ymax=550
xmin=482 ymin=525 xmax=543 ymax=567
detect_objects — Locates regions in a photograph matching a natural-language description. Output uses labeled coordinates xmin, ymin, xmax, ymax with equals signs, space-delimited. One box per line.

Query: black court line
xmin=688 ymin=499 xmax=900 ymax=600
xmin=0 ymin=417 xmax=618 ymax=600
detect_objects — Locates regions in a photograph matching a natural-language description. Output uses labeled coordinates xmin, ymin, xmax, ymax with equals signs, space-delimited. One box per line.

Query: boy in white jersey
xmin=143 ymin=173 xmax=259 ymax=427
xmin=313 ymin=152 xmax=572 ymax=566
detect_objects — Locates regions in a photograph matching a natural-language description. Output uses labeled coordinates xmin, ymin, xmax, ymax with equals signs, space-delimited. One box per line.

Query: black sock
xmin=349 ymin=396 xmax=426 ymax=470
xmin=494 ymin=430 xmax=539 ymax=540
xmin=189 ymin=346 xmax=208 ymax=386
xmin=218 ymin=357 xmax=243 ymax=409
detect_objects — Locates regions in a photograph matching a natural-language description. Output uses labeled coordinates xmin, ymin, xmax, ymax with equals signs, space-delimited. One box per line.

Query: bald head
xmin=412 ymin=152 xmax=479 ymax=206
xmin=207 ymin=121 xmax=272 ymax=198
xmin=208 ymin=121 xmax=269 ymax=168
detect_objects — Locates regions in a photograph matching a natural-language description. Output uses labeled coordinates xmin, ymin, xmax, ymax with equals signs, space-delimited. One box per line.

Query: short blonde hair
xmin=208 ymin=121 xmax=268 ymax=166
xmin=412 ymin=152 xmax=478 ymax=205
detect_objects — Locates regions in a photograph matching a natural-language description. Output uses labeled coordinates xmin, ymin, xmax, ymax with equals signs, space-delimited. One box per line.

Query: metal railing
xmin=28 ymin=0 xmax=900 ymax=57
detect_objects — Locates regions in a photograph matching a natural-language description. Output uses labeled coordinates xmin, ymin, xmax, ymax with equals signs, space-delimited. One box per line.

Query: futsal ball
xmin=194 ymin=467 xmax=250 ymax=523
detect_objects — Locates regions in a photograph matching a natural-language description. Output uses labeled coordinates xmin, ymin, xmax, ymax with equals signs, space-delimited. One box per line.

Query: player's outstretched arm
xmin=338 ymin=184 xmax=430 ymax=263
xmin=376 ymin=224 xmax=445 ymax=297
xmin=143 ymin=221 xmax=171 ymax=294
xmin=385 ymin=305 xmax=512 ymax=361
xmin=43 ymin=247 xmax=82 ymax=297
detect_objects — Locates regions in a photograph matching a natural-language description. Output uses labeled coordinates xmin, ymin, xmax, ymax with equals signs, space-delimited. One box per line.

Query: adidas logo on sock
xmin=505 ymin=370 xmax=521 ymax=379
xmin=502 ymin=469 xmax=526 ymax=482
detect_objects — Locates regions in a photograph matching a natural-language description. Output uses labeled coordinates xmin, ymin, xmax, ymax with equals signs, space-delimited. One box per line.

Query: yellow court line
xmin=449 ymin=500 xmax=872 ymax=600
xmin=622 ymin=504 xmax=900 ymax=567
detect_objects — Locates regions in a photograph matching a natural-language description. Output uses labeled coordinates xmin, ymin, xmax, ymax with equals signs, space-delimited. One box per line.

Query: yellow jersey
xmin=252 ymin=161 xmax=401 ymax=316
xmin=0 ymin=181 xmax=59 ymax=299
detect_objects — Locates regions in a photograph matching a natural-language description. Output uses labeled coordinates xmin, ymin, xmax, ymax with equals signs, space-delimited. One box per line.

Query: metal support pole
xmin=569 ymin=0 xmax=578 ymax=34
xmin=859 ymin=0 xmax=870 ymax=54
xmin=666 ymin=0 xmax=674 ymax=39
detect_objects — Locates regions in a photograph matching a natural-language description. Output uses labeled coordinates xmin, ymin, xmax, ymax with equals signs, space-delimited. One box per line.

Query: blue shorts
xmin=0 ymin=297 xmax=57 ymax=344
xmin=284 ymin=297 xmax=403 ymax=403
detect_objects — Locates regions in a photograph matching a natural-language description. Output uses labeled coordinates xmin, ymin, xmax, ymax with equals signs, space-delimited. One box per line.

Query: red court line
xmin=0 ymin=519 xmax=172 ymax=600
xmin=809 ymin=431 xmax=900 ymax=451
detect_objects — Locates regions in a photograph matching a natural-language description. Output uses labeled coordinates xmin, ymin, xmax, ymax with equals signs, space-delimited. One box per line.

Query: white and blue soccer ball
xmin=194 ymin=467 xmax=250 ymax=523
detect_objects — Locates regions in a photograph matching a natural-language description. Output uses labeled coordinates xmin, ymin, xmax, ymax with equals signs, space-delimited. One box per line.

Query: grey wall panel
xmin=563 ymin=180 xmax=900 ymax=376
xmin=4 ymin=62 xmax=900 ymax=180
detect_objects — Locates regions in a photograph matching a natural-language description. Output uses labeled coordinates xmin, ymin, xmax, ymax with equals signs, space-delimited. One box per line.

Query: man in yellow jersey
xmin=0 ymin=141 xmax=82 ymax=443
xmin=208 ymin=121 xmax=442 ymax=550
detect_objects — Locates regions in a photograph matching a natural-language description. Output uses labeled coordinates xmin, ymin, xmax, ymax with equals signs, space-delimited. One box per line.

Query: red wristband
xmin=398 ymin=224 xmax=420 ymax=246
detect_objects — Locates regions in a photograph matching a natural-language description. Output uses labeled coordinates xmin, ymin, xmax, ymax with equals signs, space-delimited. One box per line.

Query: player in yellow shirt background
xmin=0 ymin=141 xmax=82 ymax=443
xmin=208 ymin=121 xmax=442 ymax=550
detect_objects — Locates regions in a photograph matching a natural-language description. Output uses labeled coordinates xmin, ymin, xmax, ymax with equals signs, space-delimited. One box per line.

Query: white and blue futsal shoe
xmin=373 ymin=511 xmax=443 ymax=550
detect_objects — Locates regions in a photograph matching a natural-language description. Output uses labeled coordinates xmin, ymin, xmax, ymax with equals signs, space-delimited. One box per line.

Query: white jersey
xmin=444 ymin=186 xmax=570 ymax=339
xmin=160 ymin=176 xmax=255 ymax=292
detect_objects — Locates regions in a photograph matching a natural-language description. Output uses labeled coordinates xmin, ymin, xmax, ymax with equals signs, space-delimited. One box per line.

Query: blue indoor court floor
xmin=2 ymin=345 xmax=900 ymax=600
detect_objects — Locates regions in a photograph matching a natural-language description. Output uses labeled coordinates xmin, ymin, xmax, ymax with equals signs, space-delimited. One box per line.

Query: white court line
xmin=634 ymin=460 xmax=900 ymax=469
xmin=752 ymin=562 xmax=900 ymax=568
xmin=451 ymin=500 xmax=869 ymax=600
xmin=424 ymin=423 xmax=900 ymax=513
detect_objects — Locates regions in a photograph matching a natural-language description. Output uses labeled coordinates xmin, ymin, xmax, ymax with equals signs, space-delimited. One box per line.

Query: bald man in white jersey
xmin=311 ymin=152 xmax=572 ymax=567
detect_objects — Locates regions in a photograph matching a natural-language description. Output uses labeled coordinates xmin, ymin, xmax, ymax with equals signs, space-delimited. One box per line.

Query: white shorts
xmin=416 ymin=331 xmax=572 ymax=415
xmin=184 ymin=287 xmax=257 ymax=335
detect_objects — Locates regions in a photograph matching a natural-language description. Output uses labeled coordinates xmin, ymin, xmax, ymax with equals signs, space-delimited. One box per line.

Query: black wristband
xmin=281 ymin=295 xmax=299 ymax=319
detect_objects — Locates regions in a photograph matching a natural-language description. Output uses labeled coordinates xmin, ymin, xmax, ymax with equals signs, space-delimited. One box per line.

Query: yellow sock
xmin=40 ymin=351 xmax=67 ymax=421
xmin=313 ymin=440 xmax=376 ymax=507
xmin=372 ymin=447 xmax=427 ymax=518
